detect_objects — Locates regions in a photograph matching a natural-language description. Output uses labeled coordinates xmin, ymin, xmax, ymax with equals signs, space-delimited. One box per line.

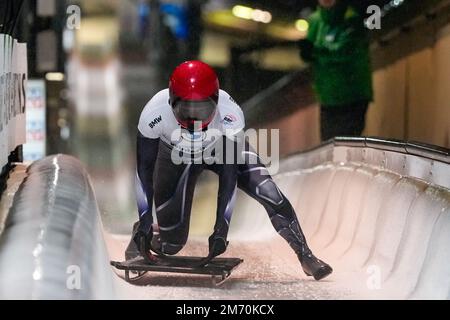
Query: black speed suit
xmin=130 ymin=89 xmax=332 ymax=280
xmin=135 ymin=134 xmax=312 ymax=259
xmin=126 ymin=89 xmax=332 ymax=280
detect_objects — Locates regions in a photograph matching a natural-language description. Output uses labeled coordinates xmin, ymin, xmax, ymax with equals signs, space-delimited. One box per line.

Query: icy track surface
xmin=107 ymin=161 xmax=450 ymax=300
xmin=107 ymin=234 xmax=347 ymax=300
xmin=1 ymin=145 xmax=448 ymax=299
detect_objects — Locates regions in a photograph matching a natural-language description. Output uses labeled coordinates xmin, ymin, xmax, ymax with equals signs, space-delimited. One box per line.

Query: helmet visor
xmin=172 ymin=99 xmax=216 ymax=129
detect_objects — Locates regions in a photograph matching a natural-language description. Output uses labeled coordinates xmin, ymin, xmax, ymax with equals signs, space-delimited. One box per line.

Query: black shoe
xmin=125 ymin=221 xmax=158 ymax=261
xmin=299 ymin=253 xmax=333 ymax=281
xmin=150 ymin=225 xmax=163 ymax=255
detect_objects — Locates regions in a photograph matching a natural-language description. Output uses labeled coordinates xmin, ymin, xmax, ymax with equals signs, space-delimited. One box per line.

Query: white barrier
xmin=231 ymin=138 xmax=450 ymax=299
xmin=0 ymin=155 xmax=116 ymax=299
xmin=0 ymin=34 xmax=27 ymax=168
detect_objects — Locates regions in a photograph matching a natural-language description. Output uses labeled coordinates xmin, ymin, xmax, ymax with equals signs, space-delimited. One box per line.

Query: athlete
xmin=126 ymin=60 xmax=333 ymax=280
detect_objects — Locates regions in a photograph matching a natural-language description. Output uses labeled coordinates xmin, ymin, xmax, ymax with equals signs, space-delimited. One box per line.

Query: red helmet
xmin=169 ymin=60 xmax=219 ymax=131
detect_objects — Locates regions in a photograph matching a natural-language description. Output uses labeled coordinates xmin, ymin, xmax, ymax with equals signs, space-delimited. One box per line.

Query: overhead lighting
xmin=252 ymin=9 xmax=272 ymax=23
xmin=45 ymin=72 xmax=65 ymax=81
xmin=295 ymin=19 xmax=309 ymax=32
xmin=232 ymin=5 xmax=253 ymax=20
xmin=382 ymin=0 xmax=405 ymax=14
xmin=232 ymin=5 xmax=272 ymax=24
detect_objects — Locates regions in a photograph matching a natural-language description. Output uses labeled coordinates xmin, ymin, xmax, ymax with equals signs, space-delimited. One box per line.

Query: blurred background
xmin=3 ymin=0 xmax=450 ymax=233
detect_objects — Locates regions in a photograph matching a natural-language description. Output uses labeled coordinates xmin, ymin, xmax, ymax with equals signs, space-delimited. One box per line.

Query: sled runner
xmin=110 ymin=255 xmax=243 ymax=286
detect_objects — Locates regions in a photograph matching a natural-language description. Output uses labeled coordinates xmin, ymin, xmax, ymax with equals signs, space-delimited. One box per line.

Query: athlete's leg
xmin=237 ymin=142 xmax=332 ymax=280
xmin=237 ymin=147 xmax=310 ymax=256
xmin=153 ymin=154 xmax=203 ymax=255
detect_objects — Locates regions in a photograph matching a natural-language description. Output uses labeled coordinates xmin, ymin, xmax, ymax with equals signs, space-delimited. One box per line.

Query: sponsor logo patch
xmin=149 ymin=115 xmax=162 ymax=128
xmin=222 ymin=114 xmax=237 ymax=125
xmin=181 ymin=130 xmax=207 ymax=142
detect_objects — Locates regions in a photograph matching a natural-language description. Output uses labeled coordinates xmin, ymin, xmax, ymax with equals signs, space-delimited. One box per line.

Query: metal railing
xmin=280 ymin=136 xmax=450 ymax=189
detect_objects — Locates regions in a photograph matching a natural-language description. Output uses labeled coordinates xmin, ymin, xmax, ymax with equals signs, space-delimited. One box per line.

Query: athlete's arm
xmin=134 ymin=131 xmax=159 ymax=260
xmin=136 ymin=131 xmax=159 ymax=232
xmin=135 ymin=92 xmax=165 ymax=235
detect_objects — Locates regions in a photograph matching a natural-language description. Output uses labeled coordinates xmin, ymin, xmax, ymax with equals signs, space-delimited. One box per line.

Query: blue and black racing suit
xmin=127 ymin=89 xmax=332 ymax=279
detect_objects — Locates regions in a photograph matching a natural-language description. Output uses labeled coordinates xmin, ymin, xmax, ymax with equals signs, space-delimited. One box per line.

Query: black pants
xmin=152 ymin=142 xmax=312 ymax=258
xmin=320 ymin=101 xmax=369 ymax=141
xmin=153 ymin=149 xmax=237 ymax=255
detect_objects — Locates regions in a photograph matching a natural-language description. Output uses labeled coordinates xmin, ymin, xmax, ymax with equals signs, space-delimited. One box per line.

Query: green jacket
xmin=300 ymin=2 xmax=373 ymax=107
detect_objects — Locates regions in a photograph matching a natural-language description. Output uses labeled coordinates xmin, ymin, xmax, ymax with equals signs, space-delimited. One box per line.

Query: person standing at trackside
xmin=299 ymin=0 xmax=373 ymax=141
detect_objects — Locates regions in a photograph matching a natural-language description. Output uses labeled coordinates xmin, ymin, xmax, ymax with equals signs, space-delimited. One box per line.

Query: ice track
xmin=0 ymin=138 xmax=449 ymax=299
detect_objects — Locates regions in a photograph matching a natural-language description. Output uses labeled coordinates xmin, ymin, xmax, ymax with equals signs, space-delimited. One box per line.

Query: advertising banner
xmin=23 ymin=80 xmax=46 ymax=161
xmin=0 ymin=34 xmax=27 ymax=168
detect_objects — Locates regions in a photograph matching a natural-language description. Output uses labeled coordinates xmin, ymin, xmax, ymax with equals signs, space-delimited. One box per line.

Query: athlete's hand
xmin=208 ymin=235 xmax=229 ymax=258
xmin=133 ymin=229 xmax=156 ymax=263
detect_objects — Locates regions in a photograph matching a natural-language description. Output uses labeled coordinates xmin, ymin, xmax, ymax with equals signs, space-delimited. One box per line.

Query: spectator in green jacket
xmin=299 ymin=0 xmax=373 ymax=141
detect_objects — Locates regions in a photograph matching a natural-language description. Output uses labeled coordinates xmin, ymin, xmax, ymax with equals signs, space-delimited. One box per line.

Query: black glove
xmin=133 ymin=227 xmax=155 ymax=263
xmin=208 ymin=234 xmax=229 ymax=258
